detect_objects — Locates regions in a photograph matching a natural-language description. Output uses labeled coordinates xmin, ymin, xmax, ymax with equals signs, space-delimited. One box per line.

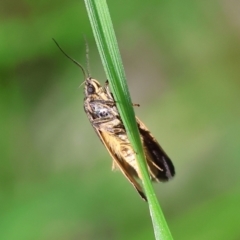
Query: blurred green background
xmin=1 ymin=0 xmax=240 ymax=239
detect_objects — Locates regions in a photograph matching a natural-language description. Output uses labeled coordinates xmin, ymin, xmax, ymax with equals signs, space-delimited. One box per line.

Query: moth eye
xmin=87 ymin=84 xmax=95 ymax=94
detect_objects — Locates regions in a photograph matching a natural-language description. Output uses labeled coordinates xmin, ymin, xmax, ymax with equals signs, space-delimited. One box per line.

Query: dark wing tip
xmin=138 ymin=190 xmax=147 ymax=202
xmin=137 ymin=121 xmax=175 ymax=182
xmin=160 ymin=155 xmax=175 ymax=181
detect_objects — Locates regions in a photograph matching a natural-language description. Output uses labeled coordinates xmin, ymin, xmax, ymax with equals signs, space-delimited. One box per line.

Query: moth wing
xmin=136 ymin=117 xmax=175 ymax=181
xmin=96 ymin=129 xmax=147 ymax=201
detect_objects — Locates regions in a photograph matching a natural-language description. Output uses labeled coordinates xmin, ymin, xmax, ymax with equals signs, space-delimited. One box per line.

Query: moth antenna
xmin=78 ymin=80 xmax=85 ymax=89
xmin=52 ymin=38 xmax=87 ymax=80
xmin=83 ymin=35 xmax=91 ymax=78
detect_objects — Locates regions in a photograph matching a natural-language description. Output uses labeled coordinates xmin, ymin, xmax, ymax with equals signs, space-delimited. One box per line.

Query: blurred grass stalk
xmin=84 ymin=0 xmax=173 ymax=239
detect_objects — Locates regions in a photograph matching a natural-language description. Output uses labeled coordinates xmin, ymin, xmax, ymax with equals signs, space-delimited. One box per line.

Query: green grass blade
xmin=84 ymin=0 xmax=173 ymax=239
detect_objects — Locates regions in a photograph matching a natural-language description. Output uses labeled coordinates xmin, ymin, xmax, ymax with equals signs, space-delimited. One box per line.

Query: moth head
xmin=84 ymin=78 xmax=102 ymax=96
xmin=52 ymin=39 xmax=103 ymax=96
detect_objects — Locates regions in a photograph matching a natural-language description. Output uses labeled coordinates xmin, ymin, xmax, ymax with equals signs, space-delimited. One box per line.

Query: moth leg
xmin=111 ymin=161 xmax=118 ymax=171
xmin=104 ymin=80 xmax=139 ymax=106
xmin=92 ymin=119 xmax=125 ymax=133
xmin=90 ymin=99 xmax=115 ymax=106
xmin=132 ymin=103 xmax=140 ymax=107
xmin=93 ymin=99 xmax=139 ymax=107
xmin=91 ymin=117 xmax=124 ymax=132
xmin=95 ymin=124 xmax=125 ymax=134
xmin=112 ymin=127 xmax=125 ymax=133
xmin=91 ymin=116 xmax=116 ymax=125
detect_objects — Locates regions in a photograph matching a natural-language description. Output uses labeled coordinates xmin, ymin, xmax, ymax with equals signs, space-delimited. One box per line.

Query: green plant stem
xmin=84 ymin=0 xmax=173 ymax=239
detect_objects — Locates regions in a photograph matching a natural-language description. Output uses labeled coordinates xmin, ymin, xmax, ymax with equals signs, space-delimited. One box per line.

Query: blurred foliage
xmin=0 ymin=0 xmax=240 ymax=239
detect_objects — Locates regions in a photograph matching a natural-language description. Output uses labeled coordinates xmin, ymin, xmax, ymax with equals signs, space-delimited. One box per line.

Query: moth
xmin=53 ymin=39 xmax=175 ymax=201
